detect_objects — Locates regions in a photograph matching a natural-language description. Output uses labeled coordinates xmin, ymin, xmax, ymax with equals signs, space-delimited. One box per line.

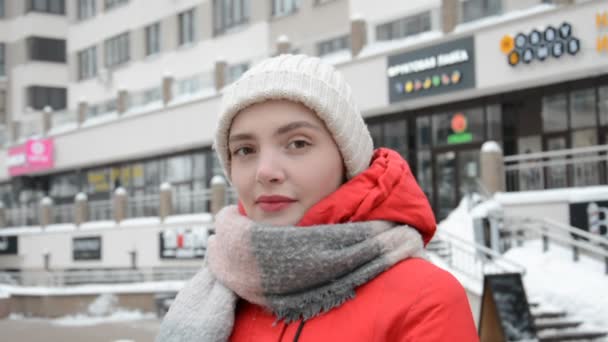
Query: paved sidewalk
xmin=0 ymin=317 xmax=160 ymax=342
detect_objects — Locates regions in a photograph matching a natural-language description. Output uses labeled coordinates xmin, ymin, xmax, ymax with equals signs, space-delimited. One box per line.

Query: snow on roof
xmin=453 ymin=4 xmax=556 ymax=34
xmin=0 ymin=281 xmax=185 ymax=297
xmin=495 ymin=186 xmax=608 ymax=205
xmin=357 ymin=30 xmax=443 ymax=60
xmin=163 ymin=213 xmax=213 ymax=225
xmin=118 ymin=217 xmax=161 ymax=227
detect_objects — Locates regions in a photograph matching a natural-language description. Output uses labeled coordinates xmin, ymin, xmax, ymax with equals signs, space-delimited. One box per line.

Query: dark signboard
xmin=387 ymin=36 xmax=476 ymax=103
xmin=479 ymin=273 xmax=536 ymax=342
xmin=73 ymin=236 xmax=102 ymax=261
xmin=159 ymin=227 xmax=208 ymax=259
xmin=0 ymin=236 xmax=18 ymax=255
xmin=570 ymin=200 xmax=608 ymax=237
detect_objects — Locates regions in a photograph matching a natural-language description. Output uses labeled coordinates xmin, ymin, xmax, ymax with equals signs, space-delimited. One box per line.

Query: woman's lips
xmin=256 ymin=195 xmax=296 ymax=213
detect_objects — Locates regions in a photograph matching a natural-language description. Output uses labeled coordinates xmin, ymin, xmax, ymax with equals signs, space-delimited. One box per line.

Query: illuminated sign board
xmin=7 ymin=138 xmax=54 ymax=176
xmin=447 ymin=113 xmax=473 ymax=144
xmin=387 ymin=37 xmax=476 ymax=103
xmin=501 ymin=22 xmax=580 ymax=67
xmin=73 ymin=236 xmax=102 ymax=261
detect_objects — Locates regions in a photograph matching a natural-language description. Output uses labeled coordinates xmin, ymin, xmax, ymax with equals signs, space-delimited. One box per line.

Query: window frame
xmin=27 ymin=37 xmax=67 ymax=63
xmin=104 ymin=0 xmax=128 ymax=11
xmin=178 ymin=9 xmax=196 ymax=46
xmin=27 ymin=0 xmax=65 ymax=15
xmin=0 ymin=43 xmax=5 ymax=77
xmin=27 ymin=86 xmax=67 ymax=111
xmin=213 ymin=0 xmax=250 ymax=36
xmin=316 ymin=35 xmax=350 ymax=57
xmin=78 ymin=45 xmax=97 ymax=80
xmin=145 ymin=22 xmax=161 ymax=56
xmin=375 ymin=11 xmax=431 ymax=42
xmin=104 ymin=32 xmax=130 ymax=68
xmin=272 ymin=0 xmax=299 ymax=17
xmin=77 ymin=0 xmax=96 ymax=20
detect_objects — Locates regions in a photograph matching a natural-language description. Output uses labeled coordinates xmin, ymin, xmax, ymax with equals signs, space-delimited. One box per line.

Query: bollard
xmin=542 ymin=234 xmax=549 ymax=252
xmin=350 ymin=15 xmax=367 ymax=57
xmin=480 ymin=141 xmax=505 ymax=195
xmin=113 ymin=187 xmax=128 ymax=223
xmin=210 ymin=175 xmax=227 ymax=216
xmin=159 ymin=183 xmax=173 ymax=222
xmin=77 ymin=100 xmax=88 ymax=126
xmin=214 ymin=60 xmax=227 ymax=91
xmin=162 ymin=73 xmax=174 ymax=105
xmin=74 ymin=193 xmax=89 ymax=227
xmin=39 ymin=197 xmax=54 ymax=228
xmin=276 ymin=35 xmax=291 ymax=54
xmin=117 ymin=89 xmax=129 ymax=115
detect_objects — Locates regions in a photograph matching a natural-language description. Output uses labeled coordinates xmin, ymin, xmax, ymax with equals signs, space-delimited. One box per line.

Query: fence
xmin=51 ymin=110 xmax=78 ymax=128
xmin=0 ymin=267 xmax=200 ymax=287
xmin=127 ymin=193 xmax=161 ymax=218
xmin=432 ymin=229 xmax=526 ymax=281
xmin=53 ymin=203 xmax=74 ymax=224
xmin=88 ymin=199 xmax=113 ymax=221
xmin=128 ymin=86 xmax=163 ymax=112
xmin=173 ymin=190 xmax=212 ymax=215
xmin=504 ymin=144 xmax=608 ymax=192
xmin=172 ymin=71 xmax=215 ymax=101
xmin=5 ymin=205 xmax=40 ymax=227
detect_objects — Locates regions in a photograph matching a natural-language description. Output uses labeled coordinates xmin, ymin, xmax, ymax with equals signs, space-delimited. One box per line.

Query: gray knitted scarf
xmin=156 ymin=205 xmax=425 ymax=342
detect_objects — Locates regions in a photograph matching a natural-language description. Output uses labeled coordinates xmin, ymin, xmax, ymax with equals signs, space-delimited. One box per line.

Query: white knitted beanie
xmin=214 ymin=54 xmax=374 ymax=181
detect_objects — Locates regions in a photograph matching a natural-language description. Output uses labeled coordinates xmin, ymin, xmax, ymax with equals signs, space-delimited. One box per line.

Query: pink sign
xmin=8 ymin=139 xmax=54 ymax=176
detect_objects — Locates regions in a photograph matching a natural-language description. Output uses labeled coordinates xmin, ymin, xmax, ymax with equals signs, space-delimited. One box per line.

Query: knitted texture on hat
xmin=214 ymin=54 xmax=374 ymax=181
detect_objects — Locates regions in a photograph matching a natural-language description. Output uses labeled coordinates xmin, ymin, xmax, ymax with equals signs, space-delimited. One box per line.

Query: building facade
xmin=0 ymin=0 xmax=606 ymax=228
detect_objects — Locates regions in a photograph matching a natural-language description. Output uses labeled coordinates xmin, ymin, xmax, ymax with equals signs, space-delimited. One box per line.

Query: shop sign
xmin=597 ymin=11 xmax=608 ymax=53
xmin=387 ymin=37 xmax=476 ymax=103
xmin=447 ymin=112 xmax=473 ymax=145
xmin=0 ymin=236 xmax=18 ymax=255
xmin=160 ymin=227 xmax=208 ymax=259
xmin=73 ymin=236 xmax=102 ymax=261
xmin=569 ymin=200 xmax=608 ymax=238
xmin=7 ymin=138 xmax=54 ymax=176
xmin=501 ymin=22 xmax=580 ymax=67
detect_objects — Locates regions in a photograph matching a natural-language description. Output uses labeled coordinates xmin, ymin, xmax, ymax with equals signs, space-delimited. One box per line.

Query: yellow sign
xmin=598 ymin=11 xmax=608 ymax=53
xmin=500 ymin=35 xmax=514 ymax=54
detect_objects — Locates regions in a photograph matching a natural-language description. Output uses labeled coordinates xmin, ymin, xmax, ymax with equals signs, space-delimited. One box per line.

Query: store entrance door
xmin=433 ymin=147 xmax=481 ymax=220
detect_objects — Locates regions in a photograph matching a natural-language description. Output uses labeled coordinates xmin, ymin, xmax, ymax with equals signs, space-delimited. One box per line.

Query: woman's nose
xmin=255 ymin=152 xmax=285 ymax=185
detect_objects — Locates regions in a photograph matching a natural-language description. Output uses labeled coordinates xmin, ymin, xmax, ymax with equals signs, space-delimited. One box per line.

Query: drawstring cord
xmin=293 ymin=320 xmax=306 ymax=342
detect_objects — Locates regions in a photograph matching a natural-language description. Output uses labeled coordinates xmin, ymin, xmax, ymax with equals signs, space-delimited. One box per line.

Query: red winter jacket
xmin=230 ymin=148 xmax=479 ymax=341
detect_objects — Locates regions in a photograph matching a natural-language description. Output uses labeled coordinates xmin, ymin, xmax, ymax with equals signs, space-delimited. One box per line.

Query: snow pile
xmin=51 ymin=309 xmax=155 ymax=327
xmin=88 ymin=293 xmax=118 ymax=316
xmin=437 ymin=195 xmax=477 ymax=243
xmin=503 ymin=240 xmax=608 ymax=329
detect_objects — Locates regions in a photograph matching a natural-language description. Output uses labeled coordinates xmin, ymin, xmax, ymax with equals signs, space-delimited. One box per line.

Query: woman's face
xmin=229 ymin=100 xmax=344 ymax=226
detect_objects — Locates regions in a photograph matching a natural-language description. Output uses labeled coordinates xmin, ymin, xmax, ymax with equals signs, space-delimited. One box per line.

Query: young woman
xmin=157 ymin=54 xmax=478 ymax=342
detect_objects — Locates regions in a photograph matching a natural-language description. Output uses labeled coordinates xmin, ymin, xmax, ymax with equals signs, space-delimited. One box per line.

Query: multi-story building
xmin=0 ymin=0 xmax=606 ymax=228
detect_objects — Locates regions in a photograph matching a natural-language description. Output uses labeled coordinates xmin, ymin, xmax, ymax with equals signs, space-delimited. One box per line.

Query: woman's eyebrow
xmin=275 ymin=121 xmax=322 ymax=136
xmin=228 ymin=133 xmax=254 ymax=144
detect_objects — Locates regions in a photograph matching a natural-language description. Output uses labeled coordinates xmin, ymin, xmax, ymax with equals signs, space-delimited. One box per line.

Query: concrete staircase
xmin=530 ymin=302 xmax=607 ymax=342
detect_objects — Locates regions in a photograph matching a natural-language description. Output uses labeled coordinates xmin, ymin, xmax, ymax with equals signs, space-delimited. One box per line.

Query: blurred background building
xmin=0 ymin=0 xmax=607 ymax=261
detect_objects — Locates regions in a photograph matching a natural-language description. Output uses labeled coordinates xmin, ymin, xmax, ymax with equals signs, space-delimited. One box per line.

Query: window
xmin=213 ymin=0 xmax=250 ymax=35
xmin=27 ymin=86 xmax=67 ymax=110
xmin=78 ymin=46 xmax=97 ymax=80
xmin=0 ymin=90 xmax=6 ymax=125
xmin=27 ymin=37 xmax=66 ymax=62
xmin=272 ymin=0 xmax=299 ymax=17
xmin=77 ymin=0 xmax=96 ymax=20
xmin=104 ymin=32 xmax=130 ymax=67
xmin=178 ymin=9 xmax=195 ymax=45
xmin=462 ymin=0 xmax=501 ymax=23
xmin=314 ymin=0 xmax=335 ymax=4
xmin=28 ymin=0 xmax=65 ymax=15
xmin=226 ymin=63 xmax=249 ymax=84
xmin=376 ymin=11 xmax=431 ymax=41
xmin=0 ymin=0 xmax=4 ymax=18
xmin=542 ymin=93 xmax=568 ymax=132
xmin=145 ymin=22 xmax=161 ymax=56
xmin=384 ymin=120 xmax=408 ymax=157
xmin=104 ymin=0 xmax=128 ymax=11
xmin=367 ymin=123 xmax=383 ymax=148
xmin=317 ymin=35 xmax=349 ymax=56
xmin=569 ymin=88 xmax=596 ymax=129
xmin=0 ymin=43 xmax=5 ymax=77
xmin=600 ymin=86 xmax=608 ymax=127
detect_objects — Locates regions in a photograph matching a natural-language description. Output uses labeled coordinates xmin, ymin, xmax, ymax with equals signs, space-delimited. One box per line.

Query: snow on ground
xmin=435 ymin=194 xmax=608 ymax=330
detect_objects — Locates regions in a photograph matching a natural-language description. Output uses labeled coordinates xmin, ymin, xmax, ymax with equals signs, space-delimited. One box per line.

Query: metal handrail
xmin=435 ymin=229 xmax=527 ymax=276
xmin=504 ymin=144 xmax=608 ymax=162
xmin=504 ymin=154 xmax=608 ymax=171
xmin=0 ymin=267 xmax=200 ymax=287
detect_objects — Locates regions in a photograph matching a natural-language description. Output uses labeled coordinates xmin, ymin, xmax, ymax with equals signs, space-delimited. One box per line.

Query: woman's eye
xmin=287 ymin=140 xmax=311 ymax=149
xmin=232 ymin=147 xmax=254 ymax=157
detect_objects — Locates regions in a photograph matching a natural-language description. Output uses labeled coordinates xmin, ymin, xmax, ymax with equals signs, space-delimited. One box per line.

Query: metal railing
xmin=128 ymin=86 xmax=163 ymax=112
xmin=18 ymin=115 xmax=44 ymax=140
xmin=173 ymin=190 xmax=212 ymax=215
xmin=0 ymin=267 xmax=200 ymax=287
xmin=88 ymin=199 xmax=113 ymax=221
xmin=5 ymin=205 xmax=40 ymax=227
xmin=127 ymin=193 xmax=161 ymax=218
xmin=503 ymin=215 xmax=608 ymax=274
xmin=53 ymin=203 xmax=74 ymax=224
xmin=86 ymin=99 xmax=118 ymax=120
xmin=504 ymin=144 xmax=608 ymax=192
xmin=51 ymin=110 xmax=78 ymax=128
xmin=432 ymin=229 xmax=527 ymax=280
xmin=172 ymin=71 xmax=215 ymax=101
